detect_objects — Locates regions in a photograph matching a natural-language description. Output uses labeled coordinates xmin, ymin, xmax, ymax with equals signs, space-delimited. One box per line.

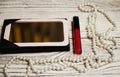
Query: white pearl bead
xmin=56 ymin=67 xmax=60 ymax=71
xmin=40 ymin=70 xmax=45 ymax=73
xmin=50 ymin=59 xmax=54 ymax=63
xmin=44 ymin=67 xmax=48 ymax=71
xmin=76 ymin=59 xmax=80 ymax=63
xmin=82 ymin=69 xmax=86 ymax=73
xmin=112 ymin=26 xmax=116 ymax=31
xmin=43 ymin=60 xmax=47 ymax=64
xmin=36 ymin=70 xmax=40 ymax=74
xmin=72 ymin=58 xmax=76 ymax=62
xmin=48 ymin=67 xmax=52 ymax=70
xmin=108 ymin=58 xmax=113 ymax=63
xmin=68 ymin=58 xmax=72 ymax=62
xmin=94 ymin=64 xmax=99 ymax=69
xmin=78 ymin=69 xmax=82 ymax=73
xmin=8 ymin=61 xmax=12 ymax=65
xmin=25 ymin=75 xmax=28 ymax=77
xmin=21 ymin=57 xmax=27 ymax=61
xmin=30 ymin=59 xmax=33 ymax=63
xmin=54 ymin=59 xmax=58 ymax=63
xmin=12 ymin=56 xmax=16 ymax=60
xmin=46 ymin=59 xmax=51 ymax=63
xmin=52 ymin=66 xmax=57 ymax=71
xmin=40 ymin=60 xmax=44 ymax=64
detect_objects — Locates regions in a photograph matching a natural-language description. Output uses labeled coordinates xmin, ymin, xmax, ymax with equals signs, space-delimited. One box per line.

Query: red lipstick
xmin=73 ymin=16 xmax=82 ymax=54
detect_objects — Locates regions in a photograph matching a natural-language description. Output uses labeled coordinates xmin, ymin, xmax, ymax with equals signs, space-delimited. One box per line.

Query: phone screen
xmin=9 ymin=22 xmax=64 ymax=43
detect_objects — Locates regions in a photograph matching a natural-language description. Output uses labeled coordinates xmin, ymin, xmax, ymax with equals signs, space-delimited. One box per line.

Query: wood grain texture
xmin=0 ymin=0 xmax=120 ymax=77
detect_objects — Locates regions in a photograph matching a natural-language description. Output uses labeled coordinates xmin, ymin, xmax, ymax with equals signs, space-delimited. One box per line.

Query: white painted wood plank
xmin=0 ymin=0 xmax=120 ymax=77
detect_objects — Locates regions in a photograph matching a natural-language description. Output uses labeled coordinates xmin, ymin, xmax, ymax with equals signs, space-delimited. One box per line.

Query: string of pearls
xmin=3 ymin=55 xmax=113 ymax=77
xmin=2 ymin=3 xmax=117 ymax=77
xmin=78 ymin=3 xmax=117 ymax=57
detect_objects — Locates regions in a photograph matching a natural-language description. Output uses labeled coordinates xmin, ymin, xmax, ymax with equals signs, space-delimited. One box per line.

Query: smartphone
xmin=0 ymin=19 xmax=70 ymax=53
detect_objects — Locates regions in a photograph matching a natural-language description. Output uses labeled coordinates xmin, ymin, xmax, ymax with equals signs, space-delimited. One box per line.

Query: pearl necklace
xmin=2 ymin=3 xmax=117 ymax=77
xmin=78 ymin=3 xmax=116 ymax=57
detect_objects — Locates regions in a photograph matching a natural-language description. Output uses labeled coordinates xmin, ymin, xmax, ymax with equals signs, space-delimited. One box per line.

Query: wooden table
xmin=0 ymin=0 xmax=120 ymax=77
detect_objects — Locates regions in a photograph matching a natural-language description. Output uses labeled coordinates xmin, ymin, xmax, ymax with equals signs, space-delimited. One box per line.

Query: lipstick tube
xmin=73 ymin=16 xmax=82 ymax=54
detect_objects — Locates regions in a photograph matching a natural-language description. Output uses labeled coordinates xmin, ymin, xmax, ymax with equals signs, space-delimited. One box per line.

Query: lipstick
xmin=73 ymin=16 xmax=82 ymax=54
